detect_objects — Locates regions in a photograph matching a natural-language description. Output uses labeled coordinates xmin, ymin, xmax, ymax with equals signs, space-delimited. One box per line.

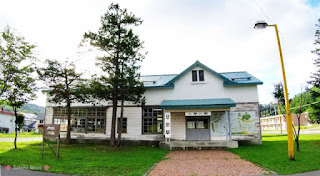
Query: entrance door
xmin=186 ymin=117 xmax=210 ymax=141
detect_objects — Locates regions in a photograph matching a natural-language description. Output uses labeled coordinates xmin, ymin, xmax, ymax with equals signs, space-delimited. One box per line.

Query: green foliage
xmin=0 ymin=142 xmax=168 ymax=176
xmin=308 ymin=18 xmax=320 ymax=123
xmin=273 ymin=82 xmax=285 ymax=105
xmin=230 ymin=134 xmax=320 ymax=174
xmin=37 ymin=59 xmax=87 ymax=105
xmin=0 ymin=27 xmax=36 ymax=99
xmin=15 ymin=114 xmax=25 ymax=130
xmin=0 ymin=27 xmax=37 ymax=107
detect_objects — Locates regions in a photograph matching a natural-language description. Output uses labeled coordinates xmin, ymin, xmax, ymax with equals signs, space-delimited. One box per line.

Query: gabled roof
xmin=160 ymin=98 xmax=236 ymax=109
xmin=140 ymin=60 xmax=263 ymax=88
xmin=164 ymin=60 xmax=233 ymax=86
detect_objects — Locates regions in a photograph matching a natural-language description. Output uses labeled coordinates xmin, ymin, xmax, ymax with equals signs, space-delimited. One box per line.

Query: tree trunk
xmin=296 ymin=136 xmax=300 ymax=151
xmin=66 ymin=101 xmax=71 ymax=145
xmin=14 ymin=107 xmax=18 ymax=149
xmin=110 ymin=93 xmax=117 ymax=147
xmin=116 ymin=98 xmax=124 ymax=147
xmin=14 ymin=124 xmax=17 ymax=149
xmin=296 ymin=114 xmax=301 ymax=151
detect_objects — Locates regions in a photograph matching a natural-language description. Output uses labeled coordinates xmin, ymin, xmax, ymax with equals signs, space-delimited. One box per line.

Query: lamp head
xmin=254 ymin=20 xmax=268 ymax=29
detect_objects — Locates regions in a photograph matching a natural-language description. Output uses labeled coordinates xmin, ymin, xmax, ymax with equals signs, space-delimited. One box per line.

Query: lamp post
xmin=254 ymin=21 xmax=295 ymax=160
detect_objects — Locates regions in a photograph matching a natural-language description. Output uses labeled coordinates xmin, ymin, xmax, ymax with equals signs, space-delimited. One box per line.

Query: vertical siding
xmin=45 ymin=107 xmax=53 ymax=124
xmin=106 ymin=107 xmax=142 ymax=138
xmin=171 ymin=112 xmax=186 ymax=140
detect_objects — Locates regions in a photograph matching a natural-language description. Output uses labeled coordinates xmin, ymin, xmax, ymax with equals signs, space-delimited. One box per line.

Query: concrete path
xmin=148 ymin=150 xmax=268 ymax=176
xmin=0 ymin=165 xmax=75 ymax=176
xmin=0 ymin=137 xmax=42 ymax=142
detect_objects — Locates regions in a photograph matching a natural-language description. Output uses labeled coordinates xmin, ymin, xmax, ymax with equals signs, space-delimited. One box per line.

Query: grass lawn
xmin=0 ymin=132 xmax=42 ymax=138
xmin=229 ymin=134 xmax=320 ymax=175
xmin=0 ymin=141 xmax=168 ymax=176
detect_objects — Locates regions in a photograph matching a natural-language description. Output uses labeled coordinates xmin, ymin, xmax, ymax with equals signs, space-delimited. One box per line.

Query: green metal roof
xmin=220 ymin=71 xmax=263 ymax=86
xmin=140 ymin=74 xmax=177 ymax=88
xmin=140 ymin=61 xmax=263 ymax=88
xmin=159 ymin=98 xmax=236 ymax=109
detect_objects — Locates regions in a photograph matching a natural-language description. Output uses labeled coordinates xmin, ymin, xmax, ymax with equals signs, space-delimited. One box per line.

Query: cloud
xmin=0 ymin=0 xmax=319 ymax=106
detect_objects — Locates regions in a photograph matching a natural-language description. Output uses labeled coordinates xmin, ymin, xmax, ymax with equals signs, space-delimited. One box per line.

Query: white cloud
xmin=0 ymin=0 xmax=319 ymax=106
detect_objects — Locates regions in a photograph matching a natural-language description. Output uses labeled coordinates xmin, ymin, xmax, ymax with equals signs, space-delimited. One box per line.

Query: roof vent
xmin=231 ymin=77 xmax=252 ymax=81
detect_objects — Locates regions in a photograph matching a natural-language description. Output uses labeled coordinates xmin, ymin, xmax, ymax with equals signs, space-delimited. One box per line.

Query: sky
xmin=0 ymin=0 xmax=319 ymax=107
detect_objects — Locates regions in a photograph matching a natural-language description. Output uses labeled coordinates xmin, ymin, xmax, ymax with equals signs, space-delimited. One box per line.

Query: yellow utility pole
xmin=268 ymin=24 xmax=295 ymax=160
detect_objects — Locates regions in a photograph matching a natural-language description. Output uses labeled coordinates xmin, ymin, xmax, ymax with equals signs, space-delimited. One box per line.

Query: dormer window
xmin=192 ymin=70 xmax=205 ymax=82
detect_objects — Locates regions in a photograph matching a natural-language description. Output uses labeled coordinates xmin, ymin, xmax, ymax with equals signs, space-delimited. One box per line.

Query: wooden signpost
xmin=42 ymin=124 xmax=60 ymax=159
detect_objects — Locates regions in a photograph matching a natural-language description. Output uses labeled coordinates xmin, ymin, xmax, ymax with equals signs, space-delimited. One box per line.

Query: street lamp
xmin=254 ymin=20 xmax=295 ymax=160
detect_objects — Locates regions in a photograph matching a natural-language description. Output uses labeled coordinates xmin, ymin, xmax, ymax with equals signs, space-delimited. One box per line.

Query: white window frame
xmin=191 ymin=70 xmax=205 ymax=83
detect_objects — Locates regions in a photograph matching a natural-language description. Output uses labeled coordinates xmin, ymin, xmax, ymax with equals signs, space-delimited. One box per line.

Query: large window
xmin=53 ymin=108 xmax=106 ymax=133
xmin=143 ymin=107 xmax=163 ymax=134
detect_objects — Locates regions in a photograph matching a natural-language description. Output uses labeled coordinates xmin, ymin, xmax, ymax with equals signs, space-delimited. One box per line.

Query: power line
xmin=252 ymin=0 xmax=273 ymax=24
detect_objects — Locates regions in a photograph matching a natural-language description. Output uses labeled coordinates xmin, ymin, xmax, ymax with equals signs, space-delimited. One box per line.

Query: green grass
xmin=0 ymin=141 xmax=169 ymax=176
xmin=229 ymin=134 xmax=320 ymax=174
xmin=297 ymin=124 xmax=320 ymax=130
xmin=0 ymin=132 xmax=42 ymax=138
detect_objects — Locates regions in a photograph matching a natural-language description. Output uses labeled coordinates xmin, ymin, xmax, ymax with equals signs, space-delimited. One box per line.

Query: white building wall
xmin=144 ymin=66 xmax=259 ymax=105
xmin=171 ymin=112 xmax=186 ymax=140
xmin=45 ymin=107 xmax=54 ymax=124
xmin=0 ymin=114 xmax=15 ymax=133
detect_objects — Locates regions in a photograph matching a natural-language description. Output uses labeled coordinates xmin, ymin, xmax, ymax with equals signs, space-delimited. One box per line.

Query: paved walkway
xmin=0 ymin=137 xmax=42 ymax=142
xmin=148 ymin=150 xmax=268 ymax=176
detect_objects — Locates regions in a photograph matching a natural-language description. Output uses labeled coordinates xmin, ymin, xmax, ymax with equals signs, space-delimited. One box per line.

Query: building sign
xmin=185 ymin=111 xmax=211 ymax=116
xmin=164 ymin=112 xmax=171 ymax=138
xmin=43 ymin=124 xmax=60 ymax=138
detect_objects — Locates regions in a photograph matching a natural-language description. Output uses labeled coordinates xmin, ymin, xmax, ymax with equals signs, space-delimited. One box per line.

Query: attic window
xmin=192 ymin=70 xmax=205 ymax=82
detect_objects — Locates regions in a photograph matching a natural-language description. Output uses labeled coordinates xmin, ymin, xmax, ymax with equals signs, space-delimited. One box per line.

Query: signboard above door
xmin=185 ymin=111 xmax=211 ymax=116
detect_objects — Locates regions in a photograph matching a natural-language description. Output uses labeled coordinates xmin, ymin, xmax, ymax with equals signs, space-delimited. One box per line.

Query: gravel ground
xmin=148 ymin=150 xmax=267 ymax=176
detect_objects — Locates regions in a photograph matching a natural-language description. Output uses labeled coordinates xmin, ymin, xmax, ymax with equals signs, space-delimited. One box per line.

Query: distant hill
xmin=1 ymin=103 xmax=45 ymax=114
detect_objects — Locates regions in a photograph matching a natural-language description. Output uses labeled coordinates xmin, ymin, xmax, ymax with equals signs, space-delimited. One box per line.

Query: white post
xmin=164 ymin=112 xmax=171 ymax=142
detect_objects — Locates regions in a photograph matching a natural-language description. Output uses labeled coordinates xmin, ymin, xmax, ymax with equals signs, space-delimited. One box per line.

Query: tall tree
xmin=308 ymin=18 xmax=320 ymax=123
xmin=83 ymin=3 xmax=146 ymax=147
xmin=0 ymin=27 xmax=35 ymax=99
xmin=0 ymin=27 xmax=37 ymax=148
xmin=38 ymin=59 xmax=87 ymax=145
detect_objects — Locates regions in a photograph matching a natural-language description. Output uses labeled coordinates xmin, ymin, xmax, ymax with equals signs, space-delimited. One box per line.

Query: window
xmin=143 ymin=107 xmax=163 ymax=133
xmin=199 ymin=70 xmax=204 ymax=81
xmin=53 ymin=108 xmax=106 ymax=133
xmin=191 ymin=70 xmax=205 ymax=82
xmin=117 ymin=118 xmax=127 ymax=133
xmin=192 ymin=70 xmax=197 ymax=81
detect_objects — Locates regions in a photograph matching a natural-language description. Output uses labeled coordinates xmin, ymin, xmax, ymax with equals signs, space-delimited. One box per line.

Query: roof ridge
xmin=220 ymin=71 xmax=248 ymax=74
xmin=141 ymin=74 xmax=178 ymax=77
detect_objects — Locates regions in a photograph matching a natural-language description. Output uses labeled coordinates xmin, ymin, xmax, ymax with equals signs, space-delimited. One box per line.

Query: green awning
xmin=159 ymin=98 xmax=236 ymax=109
